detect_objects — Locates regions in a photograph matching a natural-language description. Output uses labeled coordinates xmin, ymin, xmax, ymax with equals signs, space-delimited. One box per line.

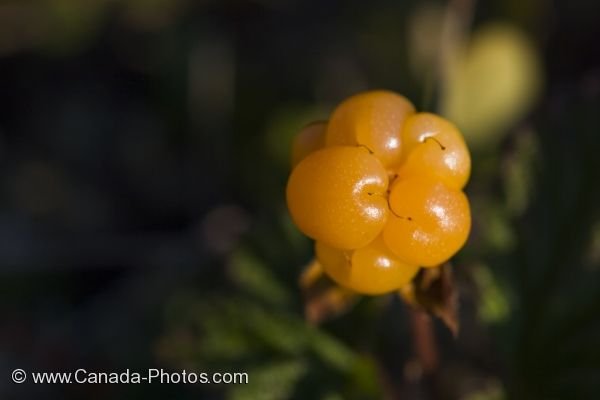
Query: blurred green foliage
xmin=158 ymin=249 xmax=382 ymax=399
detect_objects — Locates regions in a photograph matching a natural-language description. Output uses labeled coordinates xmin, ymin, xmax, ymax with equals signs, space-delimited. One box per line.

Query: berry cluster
xmin=287 ymin=90 xmax=471 ymax=295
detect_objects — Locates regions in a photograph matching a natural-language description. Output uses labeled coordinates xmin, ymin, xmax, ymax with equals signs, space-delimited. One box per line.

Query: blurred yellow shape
xmin=298 ymin=259 xmax=324 ymax=290
xmin=441 ymin=23 xmax=542 ymax=148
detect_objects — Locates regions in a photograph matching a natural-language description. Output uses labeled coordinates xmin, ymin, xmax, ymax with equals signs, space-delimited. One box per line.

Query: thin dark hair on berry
xmin=423 ymin=136 xmax=446 ymax=150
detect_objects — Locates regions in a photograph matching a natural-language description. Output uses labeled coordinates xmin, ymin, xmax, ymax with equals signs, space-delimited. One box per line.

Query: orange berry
xmin=287 ymin=146 xmax=389 ymax=250
xmin=290 ymin=121 xmax=327 ymax=168
xmin=325 ymin=90 xmax=415 ymax=168
xmin=316 ymin=236 xmax=419 ymax=295
xmin=396 ymin=113 xmax=471 ymax=190
xmin=383 ymin=176 xmax=470 ymax=267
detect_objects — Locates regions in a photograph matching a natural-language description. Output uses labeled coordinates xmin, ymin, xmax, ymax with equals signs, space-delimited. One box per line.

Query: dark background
xmin=0 ymin=0 xmax=599 ymax=399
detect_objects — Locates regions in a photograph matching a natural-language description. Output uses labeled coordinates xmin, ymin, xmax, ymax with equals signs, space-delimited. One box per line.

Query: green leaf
xmin=228 ymin=360 xmax=307 ymax=400
xmin=229 ymin=249 xmax=291 ymax=306
xmin=307 ymin=328 xmax=357 ymax=372
xmin=243 ymin=304 xmax=309 ymax=355
xmin=264 ymin=105 xmax=328 ymax=167
xmin=472 ymin=264 xmax=511 ymax=325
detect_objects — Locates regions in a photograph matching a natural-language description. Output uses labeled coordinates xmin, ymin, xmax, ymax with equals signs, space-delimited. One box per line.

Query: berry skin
xmin=291 ymin=121 xmax=326 ymax=168
xmin=287 ymin=146 xmax=389 ymax=250
xmin=383 ymin=176 xmax=470 ymax=267
xmin=396 ymin=113 xmax=471 ymax=190
xmin=325 ymin=90 xmax=415 ymax=168
xmin=316 ymin=236 xmax=419 ymax=295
